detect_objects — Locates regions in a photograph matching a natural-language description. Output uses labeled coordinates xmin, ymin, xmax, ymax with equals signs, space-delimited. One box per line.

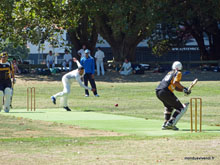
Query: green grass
xmin=12 ymin=80 xmax=220 ymax=125
xmin=1 ymin=79 xmax=220 ymax=164
xmin=5 ymin=80 xmax=220 ymax=138
xmin=3 ymin=109 xmax=220 ymax=138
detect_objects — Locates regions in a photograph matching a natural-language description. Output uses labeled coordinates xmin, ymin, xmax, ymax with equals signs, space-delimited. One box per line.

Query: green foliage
xmin=87 ymin=0 xmax=154 ymax=61
xmin=1 ymin=43 xmax=30 ymax=59
xmin=0 ymin=0 xmax=68 ymax=46
xmin=151 ymin=40 xmax=171 ymax=57
xmin=148 ymin=23 xmax=187 ymax=56
xmin=151 ymin=0 xmax=220 ymax=59
xmin=1 ymin=0 xmax=220 ymax=60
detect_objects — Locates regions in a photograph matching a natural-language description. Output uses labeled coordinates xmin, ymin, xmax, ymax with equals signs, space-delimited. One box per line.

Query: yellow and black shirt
xmin=156 ymin=70 xmax=182 ymax=93
xmin=0 ymin=62 xmax=13 ymax=82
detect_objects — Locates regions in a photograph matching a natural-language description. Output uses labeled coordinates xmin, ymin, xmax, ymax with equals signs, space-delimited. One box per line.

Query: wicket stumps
xmin=190 ymin=98 xmax=202 ymax=132
xmin=27 ymin=87 xmax=36 ymax=111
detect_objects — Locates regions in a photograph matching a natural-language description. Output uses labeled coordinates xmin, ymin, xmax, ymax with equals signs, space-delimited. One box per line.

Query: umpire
xmin=156 ymin=61 xmax=190 ymax=130
xmin=80 ymin=49 xmax=99 ymax=97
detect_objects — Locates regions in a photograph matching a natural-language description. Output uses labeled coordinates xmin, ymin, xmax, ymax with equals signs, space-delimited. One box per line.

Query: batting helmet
xmin=172 ymin=61 xmax=182 ymax=70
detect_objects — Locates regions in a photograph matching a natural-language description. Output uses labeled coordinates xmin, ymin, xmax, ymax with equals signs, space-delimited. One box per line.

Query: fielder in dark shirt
xmin=80 ymin=49 xmax=99 ymax=97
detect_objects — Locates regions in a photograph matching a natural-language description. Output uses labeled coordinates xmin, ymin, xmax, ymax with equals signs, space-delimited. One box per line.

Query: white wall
xmin=27 ymin=31 xmax=69 ymax=54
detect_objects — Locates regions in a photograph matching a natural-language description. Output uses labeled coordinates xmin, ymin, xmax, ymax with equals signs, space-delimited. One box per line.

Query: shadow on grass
xmin=83 ymin=110 xmax=95 ymax=112
xmin=182 ymin=129 xmax=220 ymax=132
xmin=16 ymin=70 xmax=220 ymax=83
xmin=9 ymin=112 xmax=45 ymax=114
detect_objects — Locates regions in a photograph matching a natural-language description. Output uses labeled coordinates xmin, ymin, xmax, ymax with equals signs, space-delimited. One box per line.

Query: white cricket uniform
xmin=120 ymin=62 xmax=133 ymax=75
xmin=78 ymin=49 xmax=86 ymax=60
xmin=46 ymin=54 xmax=55 ymax=69
xmin=63 ymin=53 xmax=72 ymax=71
xmin=95 ymin=50 xmax=105 ymax=76
xmin=53 ymin=61 xmax=91 ymax=107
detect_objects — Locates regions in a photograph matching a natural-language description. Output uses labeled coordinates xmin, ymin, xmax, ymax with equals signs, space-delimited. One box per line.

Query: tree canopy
xmin=152 ymin=0 xmax=220 ymax=60
xmin=1 ymin=0 xmax=220 ymax=61
xmin=90 ymin=0 xmax=153 ymax=61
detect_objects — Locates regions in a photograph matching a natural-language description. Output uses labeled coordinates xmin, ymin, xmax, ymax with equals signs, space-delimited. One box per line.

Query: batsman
xmin=156 ymin=61 xmax=191 ymax=130
xmin=0 ymin=52 xmax=15 ymax=113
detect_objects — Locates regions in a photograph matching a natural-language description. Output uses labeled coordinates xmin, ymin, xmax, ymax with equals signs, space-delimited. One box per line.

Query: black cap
xmin=78 ymin=66 xmax=84 ymax=70
xmin=0 ymin=52 xmax=8 ymax=58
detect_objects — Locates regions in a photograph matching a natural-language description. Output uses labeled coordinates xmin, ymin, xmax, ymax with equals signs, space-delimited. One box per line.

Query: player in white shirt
xmin=119 ymin=58 xmax=133 ymax=75
xmin=78 ymin=45 xmax=86 ymax=60
xmin=62 ymin=49 xmax=72 ymax=72
xmin=51 ymin=58 xmax=95 ymax=111
xmin=94 ymin=47 xmax=105 ymax=76
xmin=46 ymin=51 xmax=55 ymax=69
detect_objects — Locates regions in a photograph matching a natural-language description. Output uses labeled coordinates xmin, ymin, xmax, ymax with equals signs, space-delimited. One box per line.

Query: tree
xmin=0 ymin=0 xmax=14 ymax=42
xmin=148 ymin=24 xmax=187 ymax=56
xmin=0 ymin=0 xmax=31 ymax=58
xmin=153 ymin=0 xmax=220 ymax=60
xmin=88 ymin=0 xmax=153 ymax=62
xmin=1 ymin=43 xmax=30 ymax=59
xmin=1 ymin=0 xmax=156 ymax=62
xmin=2 ymin=0 xmax=98 ymax=56
xmin=64 ymin=1 xmax=98 ymax=54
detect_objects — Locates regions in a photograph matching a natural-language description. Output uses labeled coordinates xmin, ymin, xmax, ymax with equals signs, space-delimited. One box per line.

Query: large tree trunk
xmin=211 ymin=35 xmax=220 ymax=60
xmin=193 ymin=33 xmax=209 ymax=60
xmin=95 ymin=15 xmax=145 ymax=62
xmin=67 ymin=28 xmax=98 ymax=55
xmin=208 ymin=31 xmax=220 ymax=60
xmin=67 ymin=16 xmax=98 ymax=57
xmin=185 ymin=21 xmax=220 ymax=61
xmin=111 ymin=42 xmax=137 ymax=62
xmin=186 ymin=25 xmax=209 ymax=60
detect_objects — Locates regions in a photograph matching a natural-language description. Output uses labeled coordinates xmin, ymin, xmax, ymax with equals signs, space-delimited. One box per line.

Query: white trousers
xmin=120 ymin=69 xmax=133 ymax=75
xmin=53 ymin=78 xmax=71 ymax=107
xmin=0 ymin=88 xmax=12 ymax=112
xmin=63 ymin=61 xmax=72 ymax=71
xmin=96 ymin=60 xmax=104 ymax=76
xmin=47 ymin=62 xmax=55 ymax=69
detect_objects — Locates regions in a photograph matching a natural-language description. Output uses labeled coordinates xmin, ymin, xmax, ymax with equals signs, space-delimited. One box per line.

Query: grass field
xmin=0 ymin=73 xmax=220 ymax=164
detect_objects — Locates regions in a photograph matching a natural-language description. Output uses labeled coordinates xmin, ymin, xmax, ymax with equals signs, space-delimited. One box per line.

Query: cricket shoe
xmin=162 ymin=122 xmax=168 ymax=130
xmin=63 ymin=106 xmax=71 ymax=111
xmin=162 ymin=121 xmax=179 ymax=131
xmin=51 ymin=96 xmax=56 ymax=104
xmin=164 ymin=125 xmax=179 ymax=131
xmin=4 ymin=107 xmax=9 ymax=113
xmin=95 ymin=94 xmax=100 ymax=97
xmin=85 ymin=94 xmax=89 ymax=97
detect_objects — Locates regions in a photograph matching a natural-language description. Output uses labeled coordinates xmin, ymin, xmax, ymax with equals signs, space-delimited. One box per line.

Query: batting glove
xmin=183 ymin=87 xmax=191 ymax=95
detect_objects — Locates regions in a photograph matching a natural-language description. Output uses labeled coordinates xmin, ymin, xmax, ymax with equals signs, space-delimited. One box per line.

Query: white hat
xmin=85 ymin=49 xmax=90 ymax=54
xmin=172 ymin=61 xmax=182 ymax=70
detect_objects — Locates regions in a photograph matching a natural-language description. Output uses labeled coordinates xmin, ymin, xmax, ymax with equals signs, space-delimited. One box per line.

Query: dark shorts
xmin=0 ymin=80 xmax=12 ymax=91
xmin=156 ymin=88 xmax=183 ymax=110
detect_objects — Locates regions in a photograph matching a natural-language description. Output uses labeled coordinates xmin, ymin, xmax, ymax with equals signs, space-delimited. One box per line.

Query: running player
xmin=0 ymin=52 xmax=15 ymax=113
xmin=156 ymin=61 xmax=191 ymax=130
xmin=51 ymin=58 xmax=95 ymax=111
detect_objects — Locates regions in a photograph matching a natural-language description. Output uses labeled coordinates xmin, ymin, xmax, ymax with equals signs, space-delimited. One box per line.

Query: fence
xmin=26 ymin=46 xmax=220 ymax=69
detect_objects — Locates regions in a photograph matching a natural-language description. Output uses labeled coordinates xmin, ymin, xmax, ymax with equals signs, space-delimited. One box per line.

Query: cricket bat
xmin=188 ymin=78 xmax=198 ymax=91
